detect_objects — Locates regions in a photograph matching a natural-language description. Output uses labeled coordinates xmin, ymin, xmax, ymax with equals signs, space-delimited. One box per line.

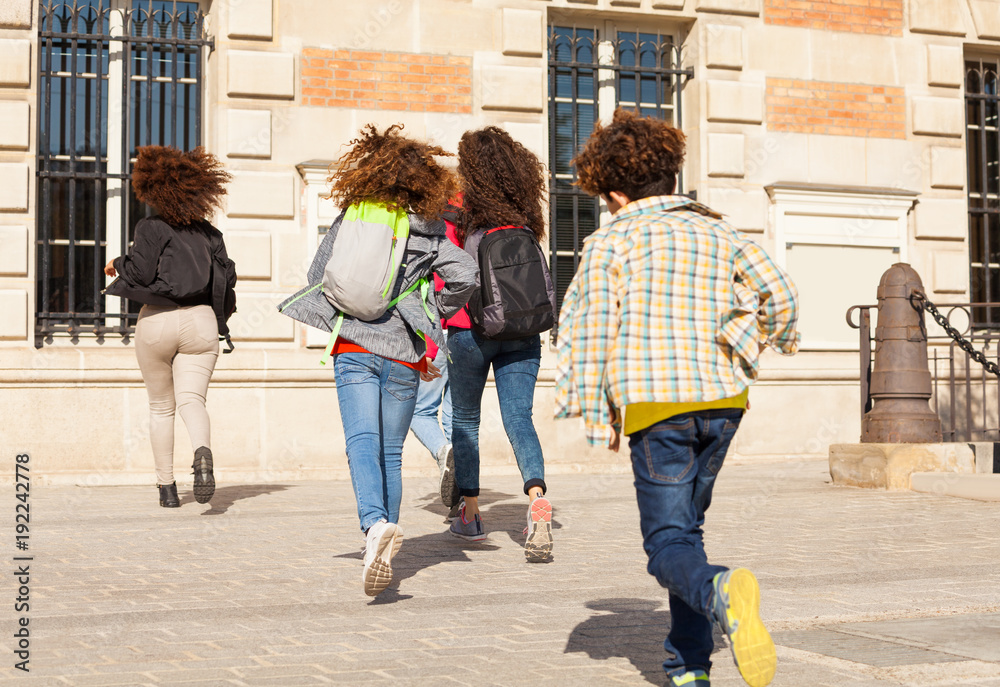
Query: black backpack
xmin=209 ymin=232 xmax=238 ymax=353
xmin=464 ymin=226 xmax=556 ymax=340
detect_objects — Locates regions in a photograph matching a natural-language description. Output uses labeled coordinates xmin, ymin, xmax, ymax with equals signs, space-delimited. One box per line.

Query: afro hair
xmin=131 ymin=146 xmax=232 ymax=226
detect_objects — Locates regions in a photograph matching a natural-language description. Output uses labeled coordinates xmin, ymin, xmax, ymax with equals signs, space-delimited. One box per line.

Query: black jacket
xmin=106 ymin=216 xmax=239 ymax=351
xmin=107 ymin=216 xmax=231 ymax=306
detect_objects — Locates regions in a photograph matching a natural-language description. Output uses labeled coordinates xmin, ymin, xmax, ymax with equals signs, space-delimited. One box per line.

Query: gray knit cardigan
xmin=277 ymin=210 xmax=477 ymax=363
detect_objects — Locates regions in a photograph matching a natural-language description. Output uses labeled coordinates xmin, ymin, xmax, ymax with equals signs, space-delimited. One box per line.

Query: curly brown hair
xmin=327 ymin=123 xmax=456 ymax=218
xmin=573 ymin=108 xmax=685 ymax=201
xmin=456 ymin=126 xmax=546 ymax=242
xmin=131 ymin=146 xmax=232 ymax=226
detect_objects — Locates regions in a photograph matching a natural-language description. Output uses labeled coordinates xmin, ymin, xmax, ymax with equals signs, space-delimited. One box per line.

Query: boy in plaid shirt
xmin=556 ymin=110 xmax=799 ymax=687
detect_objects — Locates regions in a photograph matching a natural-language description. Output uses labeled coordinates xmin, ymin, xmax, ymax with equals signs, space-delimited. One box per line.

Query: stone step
xmin=911 ymin=472 xmax=1000 ymax=501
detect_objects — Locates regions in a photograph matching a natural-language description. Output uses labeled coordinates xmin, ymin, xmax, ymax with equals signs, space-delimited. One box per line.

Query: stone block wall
xmin=0 ymin=0 xmax=33 ymax=344
xmin=5 ymin=0 xmax=1000 ymax=482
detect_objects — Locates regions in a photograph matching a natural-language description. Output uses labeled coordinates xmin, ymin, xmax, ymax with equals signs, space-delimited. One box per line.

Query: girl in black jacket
xmin=104 ymin=146 xmax=236 ymax=508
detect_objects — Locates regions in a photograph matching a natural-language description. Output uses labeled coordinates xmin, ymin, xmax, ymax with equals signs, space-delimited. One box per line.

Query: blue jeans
xmin=628 ymin=408 xmax=742 ymax=678
xmin=409 ymin=342 xmax=452 ymax=461
xmin=448 ymin=328 xmax=545 ymax=497
xmin=334 ymin=352 xmax=420 ymax=532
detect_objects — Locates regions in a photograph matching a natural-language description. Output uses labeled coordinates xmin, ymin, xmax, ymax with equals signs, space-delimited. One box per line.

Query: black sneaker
xmin=192 ymin=446 xmax=215 ymax=504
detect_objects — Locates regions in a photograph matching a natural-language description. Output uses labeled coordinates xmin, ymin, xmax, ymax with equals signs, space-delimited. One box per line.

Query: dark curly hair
xmin=132 ymin=146 xmax=232 ymax=226
xmin=573 ymin=108 xmax=685 ymax=201
xmin=328 ymin=123 xmax=456 ymax=219
xmin=456 ymin=126 xmax=546 ymax=242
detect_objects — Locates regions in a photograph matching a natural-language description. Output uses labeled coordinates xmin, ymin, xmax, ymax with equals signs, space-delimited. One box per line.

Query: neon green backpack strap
xmin=320 ymin=312 xmax=345 ymax=366
xmin=382 ymin=213 xmax=410 ymax=298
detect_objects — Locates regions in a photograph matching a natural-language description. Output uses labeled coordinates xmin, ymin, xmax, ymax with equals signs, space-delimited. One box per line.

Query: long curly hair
xmin=327 ymin=123 xmax=456 ymax=218
xmin=573 ymin=108 xmax=685 ymax=201
xmin=131 ymin=146 xmax=232 ymax=226
xmin=456 ymin=127 xmax=546 ymax=242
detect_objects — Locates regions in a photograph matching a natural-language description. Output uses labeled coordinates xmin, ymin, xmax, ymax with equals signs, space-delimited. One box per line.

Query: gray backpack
xmin=319 ymin=202 xmax=428 ymax=364
xmin=323 ymin=201 xmax=409 ymax=320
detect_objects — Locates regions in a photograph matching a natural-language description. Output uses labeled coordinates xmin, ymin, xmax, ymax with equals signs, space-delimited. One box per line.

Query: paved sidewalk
xmin=3 ymin=459 xmax=1000 ymax=686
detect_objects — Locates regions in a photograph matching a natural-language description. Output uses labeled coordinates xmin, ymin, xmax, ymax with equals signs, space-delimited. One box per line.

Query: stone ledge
xmin=829 ymin=442 xmax=975 ymax=491
xmin=910 ymin=473 xmax=1000 ymax=501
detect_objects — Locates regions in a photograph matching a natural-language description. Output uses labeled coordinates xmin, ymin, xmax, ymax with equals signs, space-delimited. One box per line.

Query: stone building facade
xmin=1 ymin=0 xmax=998 ymax=484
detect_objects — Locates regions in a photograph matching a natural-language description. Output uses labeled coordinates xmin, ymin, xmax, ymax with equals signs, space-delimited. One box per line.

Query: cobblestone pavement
xmin=3 ymin=458 xmax=1000 ymax=686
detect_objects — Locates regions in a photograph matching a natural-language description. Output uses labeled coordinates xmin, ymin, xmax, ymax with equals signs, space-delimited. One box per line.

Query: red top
xmin=330 ymin=339 xmax=428 ymax=373
xmin=424 ymin=201 xmax=472 ymax=361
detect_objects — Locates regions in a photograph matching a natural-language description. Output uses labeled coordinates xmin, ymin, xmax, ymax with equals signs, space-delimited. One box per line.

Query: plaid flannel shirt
xmin=555 ymin=195 xmax=799 ymax=446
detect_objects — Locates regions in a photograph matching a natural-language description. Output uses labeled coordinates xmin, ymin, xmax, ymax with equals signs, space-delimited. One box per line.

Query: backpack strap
xmin=381 ymin=212 xmax=410 ymax=299
xmin=319 ymin=277 xmax=432 ymax=367
xmin=320 ymin=312 xmax=345 ymax=366
xmin=209 ymin=231 xmax=236 ymax=354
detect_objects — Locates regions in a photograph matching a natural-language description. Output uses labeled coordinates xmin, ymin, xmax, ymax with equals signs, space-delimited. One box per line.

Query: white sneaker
xmin=437 ymin=444 xmax=459 ymax=508
xmin=524 ymin=497 xmax=553 ymax=563
xmin=362 ymin=519 xmax=403 ymax=597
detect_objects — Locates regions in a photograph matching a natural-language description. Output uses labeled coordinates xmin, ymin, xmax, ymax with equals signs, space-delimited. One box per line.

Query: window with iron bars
xmin=967 ymin=56 xmax=1000 ymax=329
xmin=547 ymin=23 xmax=692 ymax=318
xmin=35 ymin=0 xmax=211 ymax=347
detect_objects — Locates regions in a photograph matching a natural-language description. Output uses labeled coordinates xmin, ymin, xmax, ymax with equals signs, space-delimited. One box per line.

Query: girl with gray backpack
xmin=278 ymin=124 xmax=477 ymax=597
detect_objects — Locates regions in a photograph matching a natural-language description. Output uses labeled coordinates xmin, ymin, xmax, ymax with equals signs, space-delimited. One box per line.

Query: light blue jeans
xmin=409 ymin=342 xmax=452 ymax=461
xmin=448 ymin=328 xmax=545 ymax=497
xmin=334 ymin=352 xmax=420 ymax=532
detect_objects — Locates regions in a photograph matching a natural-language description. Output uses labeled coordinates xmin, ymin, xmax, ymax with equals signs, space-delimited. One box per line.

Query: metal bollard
xmin=862 ymin=263 xmax=942 ymax=443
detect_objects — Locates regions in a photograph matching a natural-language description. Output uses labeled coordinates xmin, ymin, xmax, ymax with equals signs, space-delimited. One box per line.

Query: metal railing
xmin=849 ymin=301 xmax=1000 ymax=442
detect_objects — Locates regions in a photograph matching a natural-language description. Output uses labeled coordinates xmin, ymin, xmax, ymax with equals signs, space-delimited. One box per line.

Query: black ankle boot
xmin=192 ymin=446 xmax=215 ymax=504
xmin=158 ymin=482 xmax=180 ymax=508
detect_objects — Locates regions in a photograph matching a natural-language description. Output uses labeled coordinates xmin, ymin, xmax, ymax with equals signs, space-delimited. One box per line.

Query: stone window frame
xmin=546 ymin=17 xmax=691 ymax=321
xmin=965 ymin=54 xmax=1000 ymax=328
xmin=34 ymin=0 xmax=211 ymax=347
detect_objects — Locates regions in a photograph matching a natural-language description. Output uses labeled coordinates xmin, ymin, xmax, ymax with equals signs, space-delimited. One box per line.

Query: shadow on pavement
xmin=565 ymin=598 xmax=725 ymax=686
xmin=334 ymin=530 xmax=502 ymax=603
xmin=178 ymin=484 xmax=290 ymax=515
xmin=416 ymin=488 xmax=563 ymax=543
xmin=415 ymin=486 xmax=513 ymax=521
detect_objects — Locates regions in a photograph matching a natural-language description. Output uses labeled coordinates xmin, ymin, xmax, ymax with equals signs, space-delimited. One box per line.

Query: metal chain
xmin=913 ymin=292 xmax=1000 ymax=377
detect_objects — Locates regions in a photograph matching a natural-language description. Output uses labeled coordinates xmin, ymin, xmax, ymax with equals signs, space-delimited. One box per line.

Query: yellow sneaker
xmin=711 ymin=568 xmax=776 ymax=687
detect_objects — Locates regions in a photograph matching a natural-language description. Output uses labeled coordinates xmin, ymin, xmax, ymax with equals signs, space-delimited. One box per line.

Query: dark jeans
xmin=448 ymin=328 xmax=545 ymax=497
xmin=628 ymin=408 xmax=742 ymax=678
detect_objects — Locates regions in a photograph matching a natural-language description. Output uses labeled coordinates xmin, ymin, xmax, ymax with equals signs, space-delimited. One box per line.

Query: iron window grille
xmin=547 ymin=25 xmax=692 ymax=318
xmin=966 ymin=56 xmax=1000 ymax=328
xmin=35 ymin=0 xmax=212 ymax=347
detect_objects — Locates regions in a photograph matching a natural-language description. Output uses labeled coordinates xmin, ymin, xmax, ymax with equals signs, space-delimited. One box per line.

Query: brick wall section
xmin=765 ymin=0 xmax=903 ymax=36
xmin=301 ymin=48 xmax=472 ymax=113
xmin=767 ymin=78 xmax=906 ymax=139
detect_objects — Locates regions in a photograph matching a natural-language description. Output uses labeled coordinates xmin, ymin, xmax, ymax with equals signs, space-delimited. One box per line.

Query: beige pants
xmin=135 ymin=304 xmax=219 ymax=485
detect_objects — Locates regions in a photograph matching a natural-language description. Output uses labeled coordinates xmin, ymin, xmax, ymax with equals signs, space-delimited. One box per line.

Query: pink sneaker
xmin=524 ymin=497 xmax=552 ymax=562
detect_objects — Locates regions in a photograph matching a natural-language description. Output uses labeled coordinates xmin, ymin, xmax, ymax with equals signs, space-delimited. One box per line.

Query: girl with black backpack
xmin=446 ymin=127 xmax=556 ymax=563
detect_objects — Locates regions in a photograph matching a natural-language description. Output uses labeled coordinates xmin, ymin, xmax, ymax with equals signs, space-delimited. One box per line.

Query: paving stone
xmin=11 ymin=460 xmax=1000 ymax=685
